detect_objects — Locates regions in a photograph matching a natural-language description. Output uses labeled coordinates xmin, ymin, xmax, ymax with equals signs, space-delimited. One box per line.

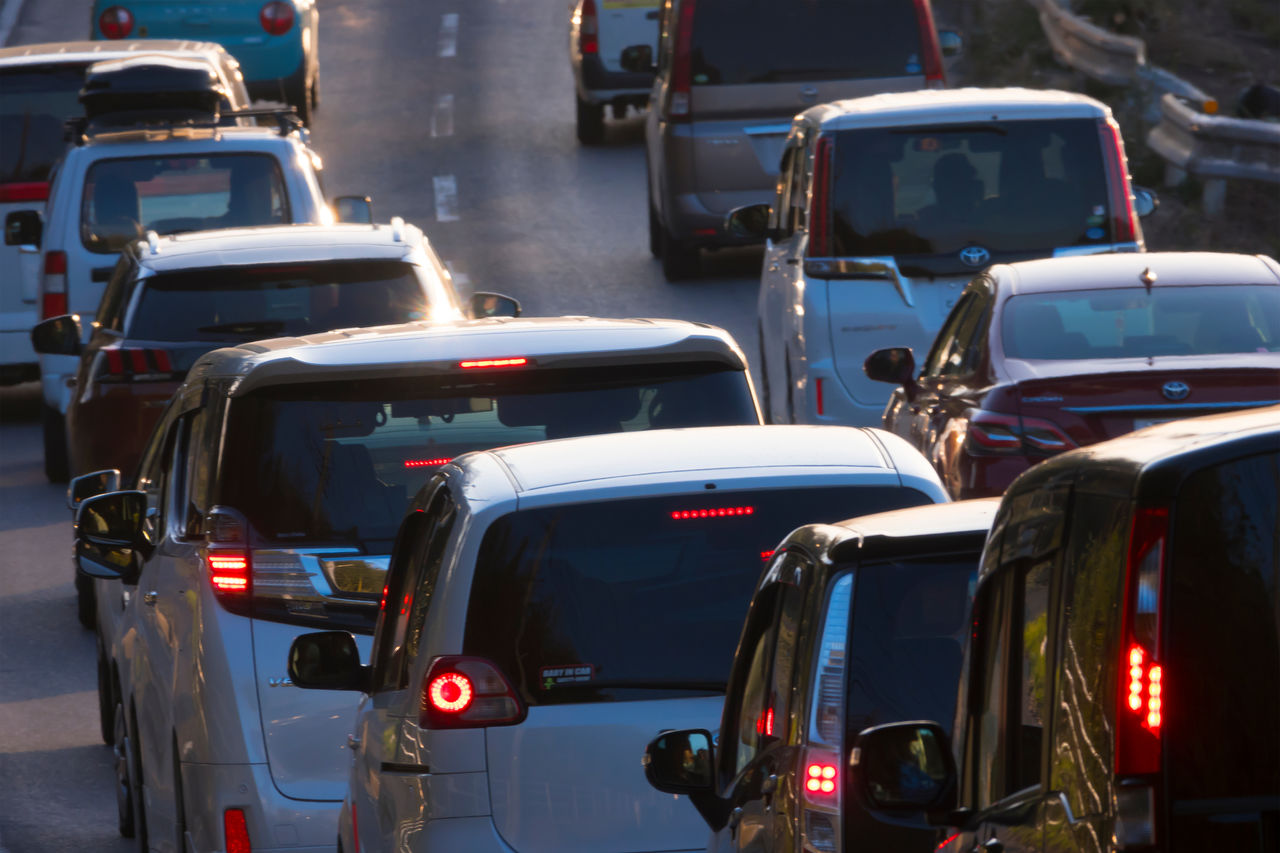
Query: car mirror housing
xmin=333 ymin=195 xmax=373 ymax=224
xmin=74 ymin=490 xmax=148 ymax=584
xmin=620 ymin=44 xmax=655 ymax=74
xmin=643 ymin=728 xmax=715 ymax=794
xmin=850 ymin=721 xmax=957 ymax=817
xmin=864 ymin=346 xmax=916 ymax=388
xmin=1133 ymin=186 xmax=1159 ymax=218
xmin=938 ymin=29 xmax=963 ymax=57
xmin=724 ymin=203 xmax=773 ymax=241
xmin=4 ymin=209 xmax=41 ymax=248
xmin=470 ymin=291 xmax=522 ymax=318
xmin=288 ymin=631 xmax=370 ymax=692
xmin=67 ymin=468 xmax=122 ymax=511
xmin=30 ymin=315 xmax=83 ymax=357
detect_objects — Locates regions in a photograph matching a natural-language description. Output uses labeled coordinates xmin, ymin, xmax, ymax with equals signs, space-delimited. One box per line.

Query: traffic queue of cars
xmin=3 ymin=1 xmax=1275 ymax=851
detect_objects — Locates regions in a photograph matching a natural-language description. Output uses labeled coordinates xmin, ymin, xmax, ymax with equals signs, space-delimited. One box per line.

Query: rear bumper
xmin=182 ymin=761 xmax=339 ymax=853
xmin=666 ymin=186 xmax=772 ymax=248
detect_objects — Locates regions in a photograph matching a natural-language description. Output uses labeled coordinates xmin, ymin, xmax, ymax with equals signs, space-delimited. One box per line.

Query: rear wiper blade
xmin=546 ymin=679 xmax=727 ymax=691
xmin=196 ymin=320 xmax=287 ymax=335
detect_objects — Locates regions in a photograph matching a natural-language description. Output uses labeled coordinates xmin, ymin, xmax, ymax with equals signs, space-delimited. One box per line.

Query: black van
xmin=851 ymin=405 xmax=1280 ymax=853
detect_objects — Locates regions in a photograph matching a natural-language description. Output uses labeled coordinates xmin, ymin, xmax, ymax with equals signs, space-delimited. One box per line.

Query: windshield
xmin=463 ymin=487 xmax=935 ymax=706
xmin=219 ymin=366 xmax=759 ymax=548
xmin=690 ymin=0 xmax=923 ymax=85
xmin=0 ymin=64 xmax=87 ymax=184
xmin=830 ymin=119 xmax=1111 ymax=263
xmin=1002 ymin=285 xmax=1280 ymax=360
xmin=81 ymin=153 xmax=289 ymax=252
xmin=128 ymin=261 xmax=431 ymax=342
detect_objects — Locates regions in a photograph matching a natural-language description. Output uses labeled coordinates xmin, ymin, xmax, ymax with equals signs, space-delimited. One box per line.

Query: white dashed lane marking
xmin=438 ymin=13 xmax=459 ymax=58
xmin=430 ymin=94 xmax=455 ymax=137
xmin=433 ymin=175 xmax=460 ymax=222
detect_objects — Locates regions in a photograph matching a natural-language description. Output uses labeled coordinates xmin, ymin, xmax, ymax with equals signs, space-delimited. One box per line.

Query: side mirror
xmin=74 ymin=490 xmax=148 ymax=583
xmin=67 ymin=468 xmax=122 ymax=511
xmin=469 ymin=291 xmax=522 ymax=318
xmin=620 ymin=44 xmax=655 ymax=74
xmin=850 ymin=721 xmax=956 ymax=816
xmin=938 ymin=29 xmax=963 ymax=57
xmin=643 ymin=728 xmax=715 ymax=794
xmin=724 ymin=203 xmax=773 ymax=241
xmin=31 ymin=314 xmax=83 ymax=357
xmin=864 ymin=346 xmax=916 ymax=387
xmin=4 ymin=210 xmax=41 ymax=248
xmin=333 ymin=195 xmax=373 ymax=224
xmin=1133 ymin=186 xmax=1159 ymax=218
xmin=288 ymin=631 xmax=370 ymax=692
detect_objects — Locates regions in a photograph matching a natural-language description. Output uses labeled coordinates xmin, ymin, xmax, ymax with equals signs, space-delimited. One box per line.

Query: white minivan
xmin=287 ymin=424 xmax=948 ymax=852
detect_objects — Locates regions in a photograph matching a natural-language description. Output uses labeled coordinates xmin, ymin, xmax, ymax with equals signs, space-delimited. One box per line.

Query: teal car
xmin=91 ymin=0 xmax=319 ymax=122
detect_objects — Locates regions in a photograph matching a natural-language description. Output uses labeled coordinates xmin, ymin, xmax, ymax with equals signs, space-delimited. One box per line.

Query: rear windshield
xmin=844 ymin=553 xmax=979 ymax=737
xmin=81 ymin=153 xmax=289 ymax=253
xmin=831 ymin=119 xmax=1111 ymax=264
xmin=690 ymin=0 xmax=923 ymax=85
xmin=1166 ymin=451 xmax=1278 ymax=803
xmin=128 ymin=261 xmax=429 ymax=342
xmin=219 ymin=367 xmax=759 ymax=549
xmin=1002 ymin=285 xmax=1280 ymax=360
xmin=0 ymin=64 xmax=87 ymax=184
xmin=463 ymin=487 xmax=935 ymax=705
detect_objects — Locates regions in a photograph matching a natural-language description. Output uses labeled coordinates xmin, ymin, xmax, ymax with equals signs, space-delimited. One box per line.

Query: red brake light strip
xmin=459 ymin=357 xmax=528 ymax=369
xmin=670 ymin=506 xmax=754 ymax=520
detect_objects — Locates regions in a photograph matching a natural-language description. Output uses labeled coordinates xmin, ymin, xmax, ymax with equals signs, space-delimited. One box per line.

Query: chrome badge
xmin=1161 ymin=381 xmax=1190 ymax=401
xmin=959 ymin=245 xmax=991 ymax=267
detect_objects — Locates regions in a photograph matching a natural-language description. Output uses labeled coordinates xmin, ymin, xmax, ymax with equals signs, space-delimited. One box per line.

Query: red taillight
xmin=259 ymin=1 xmax=295 ymax=35
xmin=754 ymin=706 xmax=774 ymax=736
xmin=911 ymin=0 xmax=946 ymax=86
xmin=0 ymin=182 xmax=50 ymax=203
xmin=804 ymin=762 xmax=837 ymax=795
xmin=806 ymin=134 xmax=833 ymax=256
xmin=41 ymin=293 xmax=67 ymax=321
xmin=224 ymin=808 xmax=251 ymax=853
xmin=419 ymin=656 xmax=524 ymax=729
xmin=1099 ymin=118 xmax=1138 ymax=244
xmin=98 ymin=5 xmax=134 ymax=38
xmin=404 ymin=457 xmax=451 ymax=468
xmin=95 ymin=347 xmax=176 ymax=383
xmin=459 ymin=357 xmax=527 ymax=369
xmin=209 ymin=552 xmax=251 ymax=595
xmin=760 ymin=549 xmax=775 ymax=561
xmin=966 ymin=410 xmax=1076 ymax=455
xmin=666 ymin=0 xmax=696 ymax=121
xmin=815 ymin=377 xmax=825 ymax=416
xmin=42 ymin=251 xmax=68 ymax=320
xmin=669 ymin=506 xmax=754 ymax=520
xmin=1116 ymin=506 xmax=1167 ymax=776
xmin=578 ymin=0 xmax=598 ymax=54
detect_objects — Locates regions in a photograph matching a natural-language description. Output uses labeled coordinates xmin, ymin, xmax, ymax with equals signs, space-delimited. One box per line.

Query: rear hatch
xmin=463 ymin=484 xmax=937 ymax=851
xmin=686 ymin=0 xmax=930 ymax=204
xmin=110 ymin=0 xmax=266 ymax=41
xmin=597 ymin=0 xmax=661 ymax=74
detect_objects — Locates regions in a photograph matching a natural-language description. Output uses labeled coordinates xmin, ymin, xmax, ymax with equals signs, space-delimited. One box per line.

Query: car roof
xmin=0 ymin=39 xmax=231 ymax=66
xmin=187 ymin=316 xmax=749 ymax=395
xmin=136 ymin=223 xmax=429 ymax=272
xmin=991 ymin=251 xmax=1280 ymax=295
xmin=808 ymin=87 xmax=1109 ymax=129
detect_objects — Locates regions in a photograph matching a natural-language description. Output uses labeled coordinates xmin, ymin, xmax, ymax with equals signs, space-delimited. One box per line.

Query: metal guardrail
xmin=1031 ymin=0 xmax=1144 ymax=86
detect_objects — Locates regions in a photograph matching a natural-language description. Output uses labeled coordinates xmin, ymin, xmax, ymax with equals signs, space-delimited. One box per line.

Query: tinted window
xmin=81 ymin=154 xmax=289 ymax=253
xmin=127 ymin=261 xmax=430 ymax=342
xmin=463 ymin=486 xmax=933 ymax=706
xmin=1167 ymin=452 xmax=1279 ymax=803
xmin=831 ymin=119 xmax=1111 ymax=261
xmin=845 ymin=553 xmax=979 ymax=739
xmin=0 ymin=64 xmax=86 ymax=184
xmin=690 ymin=0 xmax=923 ymax=85
xmin=219 ymin=366 xmax=759 ymax=546
xmin=1002 ymin=285 xmax=1280 ymax=360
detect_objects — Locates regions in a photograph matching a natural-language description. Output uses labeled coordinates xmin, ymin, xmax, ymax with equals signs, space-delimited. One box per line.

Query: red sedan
xmin=865 ymin=251 xmax=1280 ymax=498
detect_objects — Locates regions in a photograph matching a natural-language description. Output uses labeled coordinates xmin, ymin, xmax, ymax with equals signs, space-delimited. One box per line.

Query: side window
xmin=734 ymin=624 xmax=773 ymax=775
xmin=946 ymin=289 xmax=993 ymax=377
xmin=773 ymin=148 xmax=796 ymax=235
xmin=141 ymin=414 xmax=188 ymax=545
xmin=967 ymin=574 xmax=1010 ymax=810
xmin=717 ymin=585 xmax=782 ymax=785
xmin=790 ymin=136 xmax=809 ymax=233
xmin=923 ymin=293 xmax=977 ymax=378
xmin=401 ymin=493 xmax=457 ymax=665
xmin=767 ymin=580 xmax=805 ymax=744
xmin=182 ymin=405 xmax=216 ymax=537
xmin=1012 ymin=559 xmax=1052 ymax=791
xmin=656 ymin=0 xmax=675 ymax=74
xmin=94 ymin=256 xmax=136 ymax=331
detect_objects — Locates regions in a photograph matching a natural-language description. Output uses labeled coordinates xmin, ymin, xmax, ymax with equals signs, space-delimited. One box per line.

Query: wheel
xmin=648 ymin=199 xmax=661 ymax=258
xmin=575 ymin=94 xmax=604 ymax=145
xmin=757 ymin=323 xmax=773 ymax=424
xmin=41 ymin=403 xmax=69 ymax=483
xmin=113 ymin=700 xmax=139 ymax=839
xmin=96 ymin=639 xmax=113 ymax=744
xmin=660 ymin=229 xmax=700 ymax=281
xmin=77 ymin=572 xmax=96 ymax=630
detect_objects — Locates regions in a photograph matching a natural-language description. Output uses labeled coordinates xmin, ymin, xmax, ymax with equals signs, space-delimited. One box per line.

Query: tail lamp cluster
xmin=1116 ymin=505 xmax=1168 ymax=776
xmin=576 ymin=0 xmax=598 ymax=54
xmin=419 ymin=656 xmax=525 ymax=729
xmin=42 ymin=251 xmax=67 ymax=320
xmin=93 ymin=347 xmax=176 ymax=383
xmin=965 ymin=409 xmax=1076 ymax=456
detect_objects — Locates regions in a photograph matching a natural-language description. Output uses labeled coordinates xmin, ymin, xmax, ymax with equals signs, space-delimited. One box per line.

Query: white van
xmin=287 ymin=424 xmax=948 ymax=852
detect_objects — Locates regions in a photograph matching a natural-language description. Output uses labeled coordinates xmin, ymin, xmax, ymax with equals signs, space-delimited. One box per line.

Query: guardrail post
xmin=1201 ymin=179 xmax=1227 ymax=217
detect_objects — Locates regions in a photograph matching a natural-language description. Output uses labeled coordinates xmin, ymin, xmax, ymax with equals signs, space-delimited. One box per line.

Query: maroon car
xmin=864 ymin=251 xmax=1280 ymax=498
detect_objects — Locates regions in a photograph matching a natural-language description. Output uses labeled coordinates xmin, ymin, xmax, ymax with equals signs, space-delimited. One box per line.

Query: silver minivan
xmin=625 ymin=0 xmax=957 ymax=279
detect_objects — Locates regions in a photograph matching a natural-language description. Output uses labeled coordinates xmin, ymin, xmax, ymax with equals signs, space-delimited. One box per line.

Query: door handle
xmin=347 ymin=733 xmax=361 ymax=750
xmin=727 ymin=806 xmax=743 ymax=830
xmin=143 ymin=591 xmax=158 ymax=606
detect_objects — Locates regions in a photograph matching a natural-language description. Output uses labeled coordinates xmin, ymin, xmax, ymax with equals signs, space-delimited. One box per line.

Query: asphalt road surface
xmin=0 ymin=0 xmax=762 ymax=849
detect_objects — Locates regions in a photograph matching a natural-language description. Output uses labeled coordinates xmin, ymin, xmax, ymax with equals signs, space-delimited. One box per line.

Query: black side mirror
xmin=864 ymin=346 xmax=916 ymax=387
xmin=4 ymin=210 xmax=41 ymax=248
xmin=724 ymin=203 xmax=773 ymax=241
xmin=938 ymin=29 xmax=963 ymax=57
xmin=850 ymin=721 xmax=956 ymax=816
xmin=469 ymin=291 xmax=522 ymax=319
xmin=643 ymin=728 xmax=715 ymax=794
xmin=74 ymin=490 xmax=148 ymax=583
xmin=288 ymin=631 xmax=370 ymax=692
xmin=333 ymin=195 xmax=373 ymax=224
xmin=67 ymin=468 xmax=122 ymax=511
xmin=620 ymin=44 xmax=655 ymax=74
xmin=1133 ymin=186 xmax=1159 ymax=218
xmin=31 ymin=315 xmax=83 ymax=356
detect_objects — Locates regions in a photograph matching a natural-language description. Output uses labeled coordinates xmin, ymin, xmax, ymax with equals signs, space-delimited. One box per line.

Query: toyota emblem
xmin=959 ymin=245 xmax=991 ymax=267
xmin=1161 ymin=381 xmax=1190 ymax=401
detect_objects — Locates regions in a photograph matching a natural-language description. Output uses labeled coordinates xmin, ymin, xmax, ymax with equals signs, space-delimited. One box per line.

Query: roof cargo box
xmin=80 ymin=55 xmax=226 ymax=126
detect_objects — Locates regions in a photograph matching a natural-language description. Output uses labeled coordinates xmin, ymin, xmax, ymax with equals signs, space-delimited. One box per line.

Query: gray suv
xmin=626 ymin=0 xmax=958 ymax=279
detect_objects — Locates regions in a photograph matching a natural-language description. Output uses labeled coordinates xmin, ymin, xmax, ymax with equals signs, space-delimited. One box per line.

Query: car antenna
xmin=1139 ymin=266 xmax=1157 ymax=292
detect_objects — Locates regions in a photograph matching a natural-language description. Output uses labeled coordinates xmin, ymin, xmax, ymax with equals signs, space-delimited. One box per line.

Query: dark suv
xmin=850 ymin=405 xmax=1280 ymax=853
xmin=643 ymin=498 xmax=997 ymax=852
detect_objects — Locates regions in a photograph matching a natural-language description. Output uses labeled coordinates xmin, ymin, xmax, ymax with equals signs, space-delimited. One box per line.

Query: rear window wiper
xmin=545 ymin=678 xmax=727 ymax=691
xmin=196 ymin=320 xmax=287 ymax=335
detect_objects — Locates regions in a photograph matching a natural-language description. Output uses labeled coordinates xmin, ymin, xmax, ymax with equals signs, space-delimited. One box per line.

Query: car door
xmin=758 ymin=132 xmax=807 ymax=424
xmin=902 ymin=292 xmax=980 ymax=452
xmin=350 ymin=482 xmax=458 ymax=852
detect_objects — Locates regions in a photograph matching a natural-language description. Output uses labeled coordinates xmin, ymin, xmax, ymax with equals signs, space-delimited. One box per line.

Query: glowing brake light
xmin=1116 ymin=505 xmax=1167 ymax=775
xmin=404 ymin=457 xmax=451 ymax=468
xmin=427 ymin=672 xmax=474 ymax=713
xmin=419 ymin=656 xmax=525 ymax=729
xmin=670 ymin=506 xmax=753 ymax=520
xmin=805 ymin=762 xmax=837 ymax=794
xmin=459 ymin=357 xmax=527 ymax=369
xmin=224 ymin=808 xmax=250 ymax=853
xmin=209 ymin=553 xmax=250 ymax=593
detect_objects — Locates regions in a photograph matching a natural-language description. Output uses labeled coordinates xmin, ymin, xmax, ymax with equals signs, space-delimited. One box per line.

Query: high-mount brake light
xmin=404 ymin=457 xmax=451 ymax=468
xmin=578 ymin=0 xmax=599 ymax=54
xmin=98 ymin=6 xmax=134 ymax=39
xmin=459 ymin=357 xmax=528 ymax=369
xmin=1099 ymin=118 xmax=1138 ymax=244
xmin=1116 ymin=505 xmax=1167 ymax=776
xmin=670 ymin=506 xmax=754 ymax=520
xmin=419 ymin=656 xmax=525 ymax=729
xmin=911 ymin=0 xmax=946 ymax=87
xmin=224 ymin=807 xmax=251 ymax=853
xmin=667 ymin=0 xmax=696 ymax=120
xmin=807 ymin=135 xmax=833 ymax=256
xmin=259 ymin=1 xmax=295 ymax=35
